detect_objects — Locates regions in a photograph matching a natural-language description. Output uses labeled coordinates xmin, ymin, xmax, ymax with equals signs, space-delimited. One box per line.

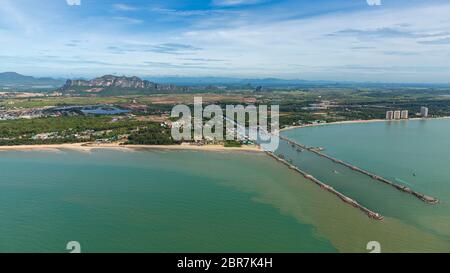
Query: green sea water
xmin=1 ymin=122 xmax=449 ymax=252
xmin=1 ymin=149 xmax=336 ymax=253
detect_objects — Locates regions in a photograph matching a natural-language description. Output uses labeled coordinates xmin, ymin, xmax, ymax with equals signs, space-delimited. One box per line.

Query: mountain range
xmin=61 ymin=75 xmax=188 ymax=95
xmin=0 ymin=72 xmax=65 ymax=91
xmin=2 ymin=72 xmax=450 ymax=93
xmin=64 ymin=75 xmax=159 ymax=89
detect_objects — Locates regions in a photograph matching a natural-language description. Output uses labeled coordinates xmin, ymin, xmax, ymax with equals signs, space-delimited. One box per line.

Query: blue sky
xmin=1 ymin=0 xmax=450 ymax=82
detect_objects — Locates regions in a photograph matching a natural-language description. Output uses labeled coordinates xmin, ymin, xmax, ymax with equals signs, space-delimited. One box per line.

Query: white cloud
xmin=176 ymin=2 xmax=450 ymax=81
xmin=1 ymin=0 xmax=450 ymax=82
xmin=0 ymin=0 xmax=40 ymax=34
xmin=213 ymin=0 xmax=265 ymax=7
xmin=113 ymin=4 xmax=138 ymax=11
xmin=113 ymin=16 xmax=143 ymax=24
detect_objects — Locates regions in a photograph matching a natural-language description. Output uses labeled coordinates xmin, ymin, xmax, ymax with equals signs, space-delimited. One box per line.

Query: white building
xmin=393 ymin=111 xmax=401 ymax=120
xmin=386 ymin=111 xmax=394 ymax=120
xmin=420 ymin=107 xmax=429 ymax=118
xmin=401 ymin=110 xmax=409 ymax=119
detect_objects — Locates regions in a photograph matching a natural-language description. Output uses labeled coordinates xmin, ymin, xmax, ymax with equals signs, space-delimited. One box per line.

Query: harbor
xmin=279 ymin=135 xmax=439 ymax=204
xmin=266 ymin=151 xmax=384 ymax=221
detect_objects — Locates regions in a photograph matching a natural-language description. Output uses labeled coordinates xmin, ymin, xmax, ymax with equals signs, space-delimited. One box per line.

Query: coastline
xmin=3 ymin=116 xmax=449 ymax=153
xmin=280 ymin=116 xmax=450 ymax=132
xmin=0 ymin=143 xmax=262 ymax=153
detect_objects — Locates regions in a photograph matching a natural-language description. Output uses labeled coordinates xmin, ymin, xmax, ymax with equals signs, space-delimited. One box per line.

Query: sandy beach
xmin=0 ymin=142 xmax=262 ymax=153
xmin=2 ymin=117 xmax=449 ymax=153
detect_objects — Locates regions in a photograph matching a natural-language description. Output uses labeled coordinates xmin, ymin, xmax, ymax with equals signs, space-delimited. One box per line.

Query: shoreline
xmin=3 ymin=116 xmax=449 ymax=153
xmin=280 ymin=116 xmax=450 ymax=132
xmin=0 ymin=143 xmax=262 ymax=153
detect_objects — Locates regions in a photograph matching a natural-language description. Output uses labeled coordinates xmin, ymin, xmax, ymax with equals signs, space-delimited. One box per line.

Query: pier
xmin=279 ymin=136 xmax=439 ymax=204
xmin=266 ymin=152 xmax=384 ymax=221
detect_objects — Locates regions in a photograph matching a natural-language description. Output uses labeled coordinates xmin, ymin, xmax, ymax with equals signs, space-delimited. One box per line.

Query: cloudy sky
xmin=1 ymin=0 xmax=450 ymax=82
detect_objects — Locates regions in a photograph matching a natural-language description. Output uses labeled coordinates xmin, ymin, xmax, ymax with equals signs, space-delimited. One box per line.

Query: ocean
xmin=282 ymin=118 xmax=450 ymax=252
xmin=1 ymin=119 xmax=449 ymax=252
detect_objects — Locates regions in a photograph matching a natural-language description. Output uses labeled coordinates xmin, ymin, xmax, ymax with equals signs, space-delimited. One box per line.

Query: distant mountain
xmin=3 ymin=72 xmax=449 ymax=93
xmin=145 ymin=76 xmax=450 ymax=89
xmin=145 ymin=76 xmax=337 ymax=87
xmin=61 ymin=75 xmax=188 ymax=95
xmin=0 ymin=72 xmax=36 ymax=83
xmin=0 ymin=72 xmax=65 ymax=91
xmin=64 ymin=75 xmax=158 ymax=89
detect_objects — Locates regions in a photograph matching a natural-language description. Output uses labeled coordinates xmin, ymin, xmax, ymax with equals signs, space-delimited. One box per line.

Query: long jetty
xmin=266 ymin=152 xmax=384 ymax=221
xmin=279 ymin=136 xmax=439 ymax=204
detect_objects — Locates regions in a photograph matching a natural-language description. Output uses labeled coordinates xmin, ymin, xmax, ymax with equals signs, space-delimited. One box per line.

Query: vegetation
xmin=0 ymin=97 xmax=130 ymax=109
xmin=2 ymin=86 xmax=450 ymax=146
xmin=0 ymin=116 xmax=171 ymax=146
xmin=224 ymin=140 xmax=242 ymax=148
xmin=126 ymin=126 xmax=178 ymax=145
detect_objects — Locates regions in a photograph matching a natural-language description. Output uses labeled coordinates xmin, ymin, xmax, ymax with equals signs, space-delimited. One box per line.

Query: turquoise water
xmin=282 ymin=119 xmax=450 ymax=250
xmin=283 ymin=119 xmax=450 ymax=202
xmin=0 ymin=150 xmax=335 ymax=253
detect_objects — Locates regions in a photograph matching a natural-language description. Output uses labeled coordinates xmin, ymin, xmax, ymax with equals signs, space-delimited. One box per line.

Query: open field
xmin=2 ymin=87 xmax=450 ymax=147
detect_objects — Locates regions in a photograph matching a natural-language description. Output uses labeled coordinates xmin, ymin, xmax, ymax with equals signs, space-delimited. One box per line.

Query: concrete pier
xmin=266 ymin=152 xmax=384 ymax=221
xmin=279 ymin=136 xmax=439 ymax=204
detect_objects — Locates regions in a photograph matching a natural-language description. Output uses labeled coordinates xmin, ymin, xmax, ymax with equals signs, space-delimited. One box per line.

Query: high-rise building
xmin=386 ymin=111 xmax=394 ymax=120
xmin=421 ymin=107 xmax=429 ymax=118
xmin=401 ymin=110 xmax=409 ymax=119
xmin=393 ymin=110 xmax=401 ymax=120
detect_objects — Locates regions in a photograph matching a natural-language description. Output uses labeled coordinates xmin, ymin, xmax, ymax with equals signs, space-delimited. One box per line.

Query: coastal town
xmin=0 ymin=74 xmax=444 ymax=148
xmin=385 ymin=106 xmax=429 ymax=120
xmin=3 ymin=0 xmax=450 ymax=256
xmin=0 ymin=75 xmax=449 ymax=225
